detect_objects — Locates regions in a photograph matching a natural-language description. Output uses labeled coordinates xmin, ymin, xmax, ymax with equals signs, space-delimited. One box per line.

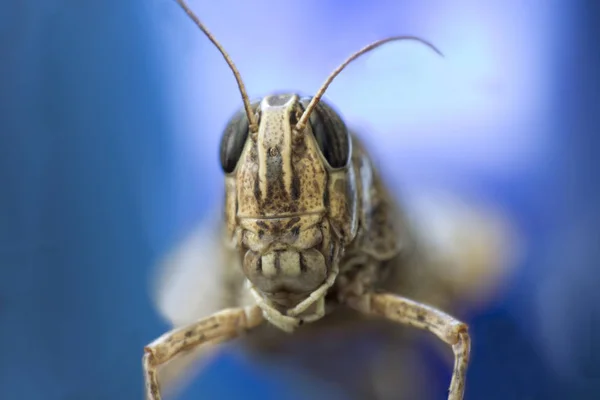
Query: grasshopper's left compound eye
xmin=220 ymin=107 xmax=253 ymax=173
xmin=300 ymin=97 xmax=350 ymax=169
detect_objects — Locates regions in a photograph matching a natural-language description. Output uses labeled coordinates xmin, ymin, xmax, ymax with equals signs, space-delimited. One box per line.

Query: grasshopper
xmin=143 ymin=1 xmax=472 ymax=399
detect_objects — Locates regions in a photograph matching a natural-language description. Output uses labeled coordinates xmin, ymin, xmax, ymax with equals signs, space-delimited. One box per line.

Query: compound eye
xmin=219 ymin=104 xmax=257 ymax=173
xmin=300 ymin=97 xmax=350 ymax=168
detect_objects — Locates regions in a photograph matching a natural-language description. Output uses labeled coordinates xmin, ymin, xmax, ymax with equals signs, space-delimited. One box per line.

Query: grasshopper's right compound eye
xmin=220 ymin=108 xmax=251 ymax=173
xmin=300 ymin=97 xmax=350 ymax=169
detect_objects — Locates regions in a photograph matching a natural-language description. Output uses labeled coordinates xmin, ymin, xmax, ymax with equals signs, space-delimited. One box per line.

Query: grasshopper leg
xmin=346 ymin=292 xmax=470 ymax=400
xmin=143 ymin=306 xmax=264 ymax=400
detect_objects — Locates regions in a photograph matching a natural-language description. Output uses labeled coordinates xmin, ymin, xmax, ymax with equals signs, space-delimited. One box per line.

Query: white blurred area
xmin=157 ymin=0 xmax=555 ymax=185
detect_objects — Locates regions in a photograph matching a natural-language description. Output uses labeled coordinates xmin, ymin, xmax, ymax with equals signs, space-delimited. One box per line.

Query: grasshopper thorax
xmin=220 ymin=93 xmax=359 ymax=331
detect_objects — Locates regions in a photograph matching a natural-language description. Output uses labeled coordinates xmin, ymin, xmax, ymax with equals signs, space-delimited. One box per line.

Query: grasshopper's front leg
xmin=346 ymin=293 xmax=470 ymax=400
xmin=143 ymin=306 xmax=264 ymax=400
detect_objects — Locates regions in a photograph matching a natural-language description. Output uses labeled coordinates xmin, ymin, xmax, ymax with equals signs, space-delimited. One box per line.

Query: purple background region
xmin=1 ymin=0 xmax=598 ymax=399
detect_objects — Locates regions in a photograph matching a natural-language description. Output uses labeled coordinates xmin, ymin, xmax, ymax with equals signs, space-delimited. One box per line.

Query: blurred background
xmin=1 ymin=0 xmax=599 ymax=399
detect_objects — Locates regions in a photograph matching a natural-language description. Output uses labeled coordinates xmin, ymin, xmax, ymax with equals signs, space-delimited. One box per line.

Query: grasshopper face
xmin=219 ymin=93 xmax=359 ymax=330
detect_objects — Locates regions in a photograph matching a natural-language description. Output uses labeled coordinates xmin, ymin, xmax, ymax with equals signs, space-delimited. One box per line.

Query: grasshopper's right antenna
xmin=296 ymin=36 xmax=443 ymax=133
xmin=175 ymin=0 xmax=258 ymax=133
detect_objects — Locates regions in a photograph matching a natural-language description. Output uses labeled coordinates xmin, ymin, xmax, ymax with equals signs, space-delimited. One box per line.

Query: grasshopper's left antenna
xmin=296 ymin=36 xmax=443 ymax=132
xmin=175 ymin=0 xmax=259 ymax=133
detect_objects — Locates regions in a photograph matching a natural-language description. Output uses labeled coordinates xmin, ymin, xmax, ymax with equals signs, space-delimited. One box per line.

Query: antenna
xmin=175 ymin=0 xmax=258 ymax=133
xmin=296 ymin=36 xmax=443 ymax=132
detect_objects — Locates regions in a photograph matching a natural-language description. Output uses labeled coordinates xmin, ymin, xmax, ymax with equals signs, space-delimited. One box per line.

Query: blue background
xmin=1 ymin=0 xmax=598 ymax=399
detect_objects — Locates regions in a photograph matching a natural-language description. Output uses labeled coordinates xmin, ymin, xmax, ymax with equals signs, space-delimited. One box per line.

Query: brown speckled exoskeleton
xmin=143 ymin=1 xmax=472 ymax=399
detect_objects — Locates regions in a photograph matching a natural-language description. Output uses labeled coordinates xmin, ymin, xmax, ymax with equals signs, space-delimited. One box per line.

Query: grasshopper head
xmin=219 ymin=93 xmax=358 ymax=331
xmin=174 ymin=0 xmax=442 ymax=331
